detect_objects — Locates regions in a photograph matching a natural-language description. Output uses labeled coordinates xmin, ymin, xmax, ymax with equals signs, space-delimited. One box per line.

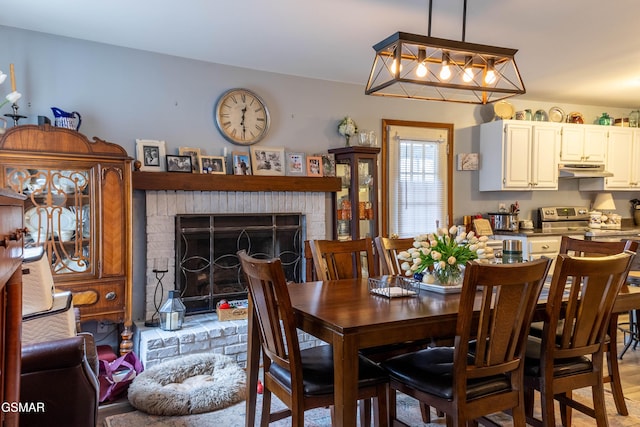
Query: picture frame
xmin=314 ymin=153 xmax=336 ymax=177
xmin=232 ymin=151 xmax=252 ymax=175
xmin=178 ymin=147 xmax=202 ymax=173
xmin=285 ymin=152 xmax=306 ymax=176
xmin=200 ymin=155 xmax=226 ymax=174
xmin=249 ymin=146 xmax=285 ymax=176
xmin=135 ymin=139 xmax=166 ymax=172
xmin=166 ymin=155 xmax=192 ymax=173
xmin=306 ymin=155 xmax=323 ymax=177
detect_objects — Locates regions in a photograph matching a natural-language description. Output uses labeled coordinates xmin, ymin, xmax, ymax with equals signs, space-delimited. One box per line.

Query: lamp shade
xmin=592 ymin=193 xmax=616 ymax=211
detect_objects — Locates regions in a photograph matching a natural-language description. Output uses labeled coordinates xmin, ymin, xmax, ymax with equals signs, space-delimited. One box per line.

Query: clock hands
xmin=240 ymin=106 xmax=247 ymax=139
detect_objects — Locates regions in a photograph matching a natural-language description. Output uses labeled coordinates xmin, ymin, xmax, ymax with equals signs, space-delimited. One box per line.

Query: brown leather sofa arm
xmin=20 ymin=335 xmax=99 ymax=427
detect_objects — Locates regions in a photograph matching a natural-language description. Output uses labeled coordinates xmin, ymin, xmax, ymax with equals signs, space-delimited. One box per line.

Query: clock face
xmin=215 ymin=88 xmax=270 ymax=145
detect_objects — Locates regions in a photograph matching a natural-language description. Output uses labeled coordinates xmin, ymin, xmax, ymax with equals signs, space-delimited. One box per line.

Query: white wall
xmin=3 ymin=25 xmax=639 ymax=320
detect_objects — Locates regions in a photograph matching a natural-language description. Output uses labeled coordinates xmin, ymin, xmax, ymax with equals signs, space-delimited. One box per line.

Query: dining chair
xmin=373 ymin=236 xmax=415 ymax=276
xmin=381 ymin=257 xmax=552 ymax=427
xmin=528 ymin=236 xmax=639 ymax=417
xmin=237 ymin=250 xmax=389 ymax=427
xmin=523 ymin=251 xmax=635 ymax=427
xmin=309 ymin=237 xmax=376 ymax=280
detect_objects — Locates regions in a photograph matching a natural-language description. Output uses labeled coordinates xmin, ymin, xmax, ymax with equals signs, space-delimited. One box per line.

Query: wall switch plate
xmin=498 ymin=203 xmax=506 ymax=211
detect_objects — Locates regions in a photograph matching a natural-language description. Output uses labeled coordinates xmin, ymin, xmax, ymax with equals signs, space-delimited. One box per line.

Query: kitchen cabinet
xmin=479 ymin=120 xmax=559 ymax=191
xmin=492 ymin=233 xmax=583 ymax=274
xmin=559 ymin=125 xmax=607 ymax=164
xmin=579 ymin=128 xmax=640 ymax=191
xmin=328 ymin=146 xmax=380 ymax=241
xmin=0 ymin=125 xmax=133 ymax=354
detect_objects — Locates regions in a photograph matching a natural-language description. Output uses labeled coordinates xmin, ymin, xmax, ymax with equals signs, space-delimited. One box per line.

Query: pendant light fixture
xmin=365 ymin=0 xmax=525 ymax=104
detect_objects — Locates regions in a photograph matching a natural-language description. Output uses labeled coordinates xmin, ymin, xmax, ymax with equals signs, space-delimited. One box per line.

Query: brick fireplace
xmin=136 ymin=189 xmax=329 ymax=367
xmin=143 ymin=190 xmax=327 ymax=321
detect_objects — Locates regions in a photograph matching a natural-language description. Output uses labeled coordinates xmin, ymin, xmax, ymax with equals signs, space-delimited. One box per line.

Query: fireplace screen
xmin=176 ymin=214 xmax=304 ymax=315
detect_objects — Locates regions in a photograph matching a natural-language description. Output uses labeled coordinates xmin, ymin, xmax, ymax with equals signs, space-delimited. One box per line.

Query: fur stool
xmin=127 ymin=353 xmax=246 ymax=416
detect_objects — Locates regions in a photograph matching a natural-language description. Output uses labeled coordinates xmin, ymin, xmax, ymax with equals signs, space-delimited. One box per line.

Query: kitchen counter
xmin=493 ymin=227 xmax=640 ymax=239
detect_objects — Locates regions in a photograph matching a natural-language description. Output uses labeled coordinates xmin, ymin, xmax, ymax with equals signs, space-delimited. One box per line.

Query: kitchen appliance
xmin=539 ymin=206 xmax=640 ymax=241
xmin=539 ymin=206 xmax=590 ymax=232
xmin=488 ymin=212 xmax=519 ymax=232
xmin=558 ymin=163 xmax=613 ymax=179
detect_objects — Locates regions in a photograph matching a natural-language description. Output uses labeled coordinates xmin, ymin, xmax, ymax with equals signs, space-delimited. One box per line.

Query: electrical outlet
xmin=498 ymin=203 xmax=506 ymax=212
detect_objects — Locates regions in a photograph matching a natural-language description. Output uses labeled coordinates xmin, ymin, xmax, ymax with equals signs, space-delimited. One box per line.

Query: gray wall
xmin=2 ymin=25 xmax=639 ymax=321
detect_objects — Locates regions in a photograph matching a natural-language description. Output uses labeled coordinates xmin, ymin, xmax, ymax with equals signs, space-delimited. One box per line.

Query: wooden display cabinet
xmin=328 ymin=146 xmax=380 ymax=241
xmin=0 ymin=125 xmax=133 ymax=354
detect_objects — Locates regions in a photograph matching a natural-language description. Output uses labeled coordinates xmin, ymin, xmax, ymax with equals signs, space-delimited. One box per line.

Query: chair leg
xmin=387 ymin=386 xmax=397 ymax=424
xmin=419 ymin=403 xmax=431 ymax=423
xmin=261 ymin=388 xmax=272 ymax=427
xmin=608 ymin=315 xmax=629 ymax=416
xmin=374 ymin=384 xmax=388 ymax=427
xmin=540 ymin=389 xmax=556 ymax=427
xmin=592 ymin=384 xmax=609 ymax=427
xmin=559 ymin=391 xmax=571 ymax=427
xmin=524 ymin=387 xmax=534 ymax=418
xmin=359 ymin=399 xmax=372 ymax=427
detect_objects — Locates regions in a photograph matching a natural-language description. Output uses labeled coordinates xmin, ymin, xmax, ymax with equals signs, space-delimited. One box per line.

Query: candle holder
xmin=145 ymin=267 xmax=169 ymax=327
xmin=4 ymin=103 xmax=27 ymax=126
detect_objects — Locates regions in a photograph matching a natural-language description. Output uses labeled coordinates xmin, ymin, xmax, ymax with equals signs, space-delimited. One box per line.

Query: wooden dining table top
xmin=245 ymin=277 xmax=640 ymax=427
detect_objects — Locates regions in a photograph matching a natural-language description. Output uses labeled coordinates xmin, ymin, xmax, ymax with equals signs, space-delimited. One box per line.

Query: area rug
xmin=105 ymin=387 xmax=640 ymax=427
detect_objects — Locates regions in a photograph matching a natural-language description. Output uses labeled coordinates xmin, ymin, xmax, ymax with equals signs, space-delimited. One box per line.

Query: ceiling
xmin=4 ymin=0 xmax=640 ymax=108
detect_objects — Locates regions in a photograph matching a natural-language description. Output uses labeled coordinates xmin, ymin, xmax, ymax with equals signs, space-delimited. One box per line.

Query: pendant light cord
xmin=428 ymin=0 xmax=468 ymax=41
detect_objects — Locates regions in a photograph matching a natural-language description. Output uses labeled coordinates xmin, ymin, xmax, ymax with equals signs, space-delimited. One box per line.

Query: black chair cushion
xmin=380 ymin=347 xmax=510 ymax=400
xmin=268 ymin=345 xmax=388 ymax=396
xmin=530 ymin=320 xmax=610 ymax=344
xmin=523 ymin=336 xmax=592 ymax=378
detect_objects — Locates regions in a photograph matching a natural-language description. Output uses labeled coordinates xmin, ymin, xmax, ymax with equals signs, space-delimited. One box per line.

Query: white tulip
xmin=401 ymin=262 xmax=411 ymax=271
xmin=0 ymin=72 xmax=6 ymax=84
xmin=431 ymin=251 xmax=442 ymax=260
xmin=447 ymin=256 xmax=457 ymax=265
xmin=5 ymin=91 xmax=21 ymax=104
xmin=449 ymin=225 xmax=458 ymax=235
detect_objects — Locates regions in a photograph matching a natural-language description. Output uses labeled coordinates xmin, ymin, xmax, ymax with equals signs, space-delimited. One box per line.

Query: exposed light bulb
xmin=463 ymin=56 xmax=474 ymax=83
xmin=416 ymin=63 xmax=428 ymax=78
xmin=439 ymin=52 xmax=451 ymax=80
xmin=416 ymin=47 xmax=427 ymax=78
xmin=485 ymin=58 xmax=496 ymax=84
xmin=390 ymin=59 xmax=403 ymax=75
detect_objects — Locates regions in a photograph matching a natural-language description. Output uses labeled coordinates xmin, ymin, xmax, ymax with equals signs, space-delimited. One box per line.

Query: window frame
xmin=380 ymin=119 xmax=454 ymax=237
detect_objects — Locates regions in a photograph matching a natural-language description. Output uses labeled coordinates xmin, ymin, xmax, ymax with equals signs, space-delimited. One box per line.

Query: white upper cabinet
xmin=559 ymin=125 xmax=607 ymax=164
xmin=479 ymin=120 xmax=559 ymax=191
xmin=579 ymin=128 xmax=640 ymax=191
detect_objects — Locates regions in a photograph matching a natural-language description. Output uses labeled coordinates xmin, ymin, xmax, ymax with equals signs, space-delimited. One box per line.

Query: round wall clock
xmin=214 ymin=88 xmax=270 ymax=145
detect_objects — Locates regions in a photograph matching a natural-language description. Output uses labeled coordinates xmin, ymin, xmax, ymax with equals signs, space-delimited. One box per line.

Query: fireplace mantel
xmin=133 ymin=171 xmax=341 ymax=192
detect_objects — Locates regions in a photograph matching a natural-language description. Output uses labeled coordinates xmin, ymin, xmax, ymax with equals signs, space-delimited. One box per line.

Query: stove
xmin=539 ymin=206 xmax=590 ymax=233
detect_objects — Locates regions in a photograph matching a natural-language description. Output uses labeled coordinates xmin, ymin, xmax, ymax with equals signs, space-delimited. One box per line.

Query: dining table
xmin=244 ymin=277 xmax=640 ymax=427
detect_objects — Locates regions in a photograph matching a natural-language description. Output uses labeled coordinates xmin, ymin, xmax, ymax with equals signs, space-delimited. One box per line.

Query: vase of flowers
xmin=337 ymin=116 xmax=357 ymax=146
xmin=397 ymin=226 xmax=495 ymax=286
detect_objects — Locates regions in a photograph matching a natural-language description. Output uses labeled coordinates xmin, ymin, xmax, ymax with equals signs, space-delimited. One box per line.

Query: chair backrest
xmin=303 ymin=240 xmax=317 ymax=282
xmin=559 ymin=236 xmax=638 ymax=257
xmin=454 ymin=258 xmax=551 ymax=387
xmin=544 ymin=252 xmax=635 ymax=361
xmin=309 ymin=237 xmax=375 ymax=280
xmin=237 ymin=250 xmax=303 ymax=386
xmin=374 ymin=236 xmax=414 ymax=275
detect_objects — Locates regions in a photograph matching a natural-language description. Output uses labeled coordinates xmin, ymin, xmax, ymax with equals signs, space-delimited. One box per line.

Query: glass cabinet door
xmin=4 ymin=167 xmax=92 ymax=276
xmin=330 ymin=146 xmax=380 ymax=241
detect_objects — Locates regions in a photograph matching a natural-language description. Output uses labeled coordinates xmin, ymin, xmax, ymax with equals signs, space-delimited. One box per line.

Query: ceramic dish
xmin=25 ymin=206 xmax=77 ymax=238
xmin=494 ymin=101 xmax=515 ymax=120
xmin=549 ymin=106 xmax=565 ymax=123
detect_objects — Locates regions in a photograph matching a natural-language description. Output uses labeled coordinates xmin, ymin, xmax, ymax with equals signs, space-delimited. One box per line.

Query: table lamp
xmin=592 ymin=192 xmax=619 ymax=229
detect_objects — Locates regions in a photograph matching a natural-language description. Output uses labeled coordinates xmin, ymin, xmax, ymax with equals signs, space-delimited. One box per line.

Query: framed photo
xmin=232 ymin=151 xmax=252 ymax=175
xmin=250 ymin=146 xmax=285 ymax=176
xmin=306 ymin=156 xmax=323 ymax=177
xmin=135 ymin=139 xmax=166 ymax=172
xmin=166 ymin=155 xmax=192 ymax=173
xmin=314 ymin=153 xmax=336 ymax=177
xmin=285 ymin=152 xmax=306 ymax=176
xmin=178 ymin=147 xmax=202 ymax=173
xmin=200 ymin=155 xmax=226 ymax=174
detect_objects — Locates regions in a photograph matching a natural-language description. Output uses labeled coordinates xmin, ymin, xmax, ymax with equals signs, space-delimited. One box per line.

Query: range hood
xmin=558 ymin=163 xmax=613 ymax=179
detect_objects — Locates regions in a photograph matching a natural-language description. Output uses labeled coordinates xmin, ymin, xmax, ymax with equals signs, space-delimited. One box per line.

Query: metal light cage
xmin=365 ymin=32 xmax=525 ymax=104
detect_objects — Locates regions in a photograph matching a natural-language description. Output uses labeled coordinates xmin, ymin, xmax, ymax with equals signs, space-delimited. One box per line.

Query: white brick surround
xmin=137 ymin=190 xmax=328 ymax=368
xmin=143 ymin=190 xmax=327 ymax=321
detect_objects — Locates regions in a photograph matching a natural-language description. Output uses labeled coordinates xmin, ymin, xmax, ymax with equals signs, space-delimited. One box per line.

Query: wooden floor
xmin=97 ymin=316 xmax=640 ymax=426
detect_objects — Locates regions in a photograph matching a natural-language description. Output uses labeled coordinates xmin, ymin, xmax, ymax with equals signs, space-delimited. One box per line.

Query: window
xmin=382 ymin=120 xmax=453 ymax=238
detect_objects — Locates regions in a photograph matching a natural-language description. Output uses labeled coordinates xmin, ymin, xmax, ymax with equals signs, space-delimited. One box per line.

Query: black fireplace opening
xmin=176 ymin=213 xmax=304 ymax=315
